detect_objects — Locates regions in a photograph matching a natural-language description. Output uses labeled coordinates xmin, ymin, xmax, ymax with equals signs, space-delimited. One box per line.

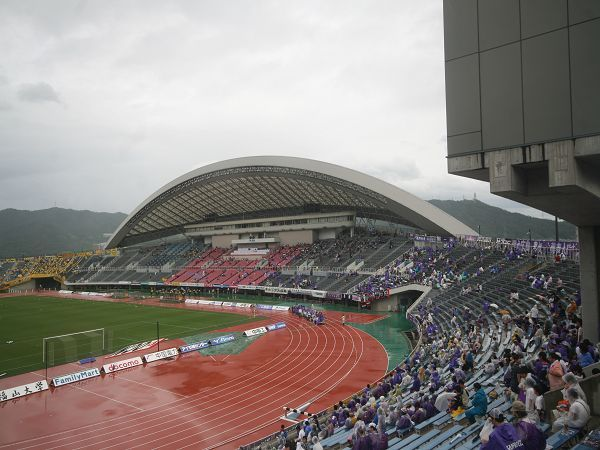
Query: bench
xmin=423 ymin=424 xmax=464 ymax=448
xmin=415 ymin=410 xmax=447 ymax=433
xmin=437 ymin=421 xmax=484 ymax=450
xmin=399 ymin=429 xmax=439 ymax=450
xmin=546 ymin=429 xmax=579 ymax=449
xmin=388 ymin=433 xmax=421 ymax=450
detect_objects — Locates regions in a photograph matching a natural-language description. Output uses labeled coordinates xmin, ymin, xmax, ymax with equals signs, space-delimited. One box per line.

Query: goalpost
xmin=42 ymin=328 xmax=106 ymax=365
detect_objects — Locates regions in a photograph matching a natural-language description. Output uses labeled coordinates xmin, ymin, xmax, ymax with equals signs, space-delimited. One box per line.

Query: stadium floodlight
xmin=42 ymin=328 xmax=106 ymax=365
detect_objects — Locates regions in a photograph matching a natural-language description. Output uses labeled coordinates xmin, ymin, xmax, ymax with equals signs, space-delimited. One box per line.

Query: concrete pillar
xmin=488 ymin=148 xmax=525 ymax=195
xmin=578 ymin=225 xmax=600 ymax=343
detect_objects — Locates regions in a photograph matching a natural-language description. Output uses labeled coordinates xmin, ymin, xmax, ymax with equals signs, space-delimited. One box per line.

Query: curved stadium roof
xmin=106 ymin=156 xmax=477 ymax=248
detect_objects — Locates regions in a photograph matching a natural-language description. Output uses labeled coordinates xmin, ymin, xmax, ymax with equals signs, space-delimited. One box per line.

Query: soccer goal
xmin=42 ymin=328 xmax=106 ymax=365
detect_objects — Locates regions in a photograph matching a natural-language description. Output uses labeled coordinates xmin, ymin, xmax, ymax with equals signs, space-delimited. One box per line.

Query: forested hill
xmin=0 ymin=208 xmax=126 ymax=258
xmin=429 ymin=199 xmax=576 ymax=241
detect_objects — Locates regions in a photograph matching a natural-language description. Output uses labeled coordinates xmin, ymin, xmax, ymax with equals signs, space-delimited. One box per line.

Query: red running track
xmin=0 ymin=301 xmax=388 ymax=449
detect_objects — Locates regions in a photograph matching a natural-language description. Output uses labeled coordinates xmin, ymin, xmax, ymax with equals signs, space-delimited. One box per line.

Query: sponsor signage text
xmin=243 ymin=326 xmax=268 ymax=337
xmin=143 ymin=347 xmax=179 ymax=363
xmin=52 ymin=368 xmax=101 ymax=387
xmin=179 ymin=341 xmax=210 ymax=353
xmin=102 ymin=356 xmax=143 ymax=374
xmin=0 ymin=380 xmax=49 ymax=402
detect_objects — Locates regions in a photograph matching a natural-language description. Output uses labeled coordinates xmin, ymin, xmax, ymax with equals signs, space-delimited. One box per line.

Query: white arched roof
xmin=106 ymin=156 xmax=476 ymax=248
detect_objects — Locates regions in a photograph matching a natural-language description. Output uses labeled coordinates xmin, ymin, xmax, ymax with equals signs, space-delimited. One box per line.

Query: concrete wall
xmin=212 ymin=234 xmax=238 ymax=248
xmin=318 ymin=229 xmax=338 ymax=240
xmin=279 ymin=230 xmax=315 ymax=246
xmin=9 ymin=279 xmax=36 ymax=292
xmin=372 ymin=288 xmax=428 ymax=312
xmin=444 ymin=0 xmax=600 ymax=157
xmin=372 ymin=296 xmax=400 ymax=312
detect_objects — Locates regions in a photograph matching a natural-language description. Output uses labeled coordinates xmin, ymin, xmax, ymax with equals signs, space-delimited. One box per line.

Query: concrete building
xmin=443 ymin=0 xmax=600 ymax=341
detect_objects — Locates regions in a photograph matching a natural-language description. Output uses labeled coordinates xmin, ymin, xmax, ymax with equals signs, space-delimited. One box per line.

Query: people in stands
xmin=311 ymin=435 xmax=323 ymax=450
xmin=295 ymin=435 xmax=308 ymax=450
xmin=395 ymin=409 xmax=412 ymax=430
xmin=532 ymin=384 xmax=546 ymax=422
xmin=480 ymin=408 xmax=525 ymax=450
xmin=269 ymin=240 xmax=600 ymax=449
xmin=278 ymin=424 xmax=288 ymax=448
xmin=465 ymin=382 xmax=488 ymax=424
xmin=551 ymin=387 xmax=590 ymax=432
xmin=577 ymin=341 xmax=596 ymax=367
xmin=561 ymin=372 xmax=586 ymax=403
xmin=352 ymin=424 xmax=372 ymax=450
xmin=547 ymin=352 xmax=566 ymax=390
xmin=521 ymin=376 xmax=539 ymax=423
xmin=566 ymin=299 xmax=578 ymax=319
xmin=434 ymin=387 xmax=456 ymax=412
xmin=510 ymin=401 xmax=546 ymax=450
xmin=367 ymin=422 xmax=387 ymax=450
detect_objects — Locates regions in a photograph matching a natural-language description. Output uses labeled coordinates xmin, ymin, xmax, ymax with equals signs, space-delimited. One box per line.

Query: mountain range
xmin=0 ymin=200 xmax=576 ymax=258
xmin=0 ymin=208 xmax=126 ymax=258
xmin=429 ymin=199 xmax=576 ymax=241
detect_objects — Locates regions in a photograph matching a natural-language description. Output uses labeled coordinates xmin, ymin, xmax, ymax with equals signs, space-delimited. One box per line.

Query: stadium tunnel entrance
xmin=34 ymin=277 xmax=61 ymax=290
xmin=370 ymin=284 xmax=430 ymax=312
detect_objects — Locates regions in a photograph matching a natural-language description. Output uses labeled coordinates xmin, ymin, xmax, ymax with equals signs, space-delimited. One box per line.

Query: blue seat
xmin=320 ymin=427 xmax=349 ymax=447
xmin=424 ymin=424 xmax=464 ymax=448
xmin=396 ymin=426 xmax=413 ymax=436
xmin=399 ymin=429 xmax=438 ymax=450
xmin=415 ymin=410 xmax=446 ymax=432
xmin=546 ymin=429 xmax=578 ymax=449
xmin=433 ymin=412 xmax=452 ymax=427
xmin=571 ymin=444 xmax=598 ymax=450
xmin=388 ymin=437 xmax=401 ymax=446
xmin=456 ymin=437 xmax=481 ymax=450
xmin=388 ymin=433 xmax=420 ymax=450
xmin=437 ymin=422 xmax=483 ymax=450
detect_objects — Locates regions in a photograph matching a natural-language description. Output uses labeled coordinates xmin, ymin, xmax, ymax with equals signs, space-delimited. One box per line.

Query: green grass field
xmin=0 ymin=296 xmax=258 ymax=377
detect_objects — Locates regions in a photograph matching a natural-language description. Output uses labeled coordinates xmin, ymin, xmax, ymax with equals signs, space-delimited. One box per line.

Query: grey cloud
xmin=17 ymin=82 xmax=61 ymax=103
xmin=0 ymin=1 xmax=544 ymax=219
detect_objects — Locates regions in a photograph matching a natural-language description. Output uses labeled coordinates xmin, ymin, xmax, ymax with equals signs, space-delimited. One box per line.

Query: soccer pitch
xmin=0 ymin=296 xmax=258 ymax=377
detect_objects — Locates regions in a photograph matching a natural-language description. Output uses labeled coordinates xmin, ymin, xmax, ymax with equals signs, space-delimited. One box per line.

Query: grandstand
xmin=240 ymin=242 xmax=598 ymax=450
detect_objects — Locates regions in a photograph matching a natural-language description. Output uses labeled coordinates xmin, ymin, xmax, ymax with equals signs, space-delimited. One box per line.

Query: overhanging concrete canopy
xmin=106 ymin=156 xmax=476 ymax=248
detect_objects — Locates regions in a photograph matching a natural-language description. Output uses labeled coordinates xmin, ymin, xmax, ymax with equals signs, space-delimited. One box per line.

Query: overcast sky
xmin=0 ymin=0 xmax=552 ymax=219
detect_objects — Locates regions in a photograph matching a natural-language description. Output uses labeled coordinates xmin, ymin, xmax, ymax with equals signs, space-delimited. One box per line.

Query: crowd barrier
xmin=102 ymin=356 xmax=143 ymax=374
xmin=143 ymin=348 xmax=179 ymax=363
xmin=184 ymin=298 xmax=290 ymax=312
xmin=0 ymin=380 xmax=49 ymax=402
xmin=243 ymin=326 xmax=268 ymax=337
xmin=52 ymin=368 xmax=101 ymax=387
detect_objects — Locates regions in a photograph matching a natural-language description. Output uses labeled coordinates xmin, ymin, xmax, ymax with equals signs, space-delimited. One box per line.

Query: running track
xmin=0 ymin=299 xmax=387 ymax=449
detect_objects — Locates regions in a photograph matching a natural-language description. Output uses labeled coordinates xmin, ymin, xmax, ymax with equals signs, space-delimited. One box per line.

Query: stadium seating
xmin=2 ymin=233 xmax=597 ymax=450
xmin=238 ymin=242 xmax=596 ymax=450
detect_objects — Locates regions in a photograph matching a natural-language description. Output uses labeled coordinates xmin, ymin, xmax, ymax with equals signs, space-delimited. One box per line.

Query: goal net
xmin=43 ymin=328 xmax=106 ymax=366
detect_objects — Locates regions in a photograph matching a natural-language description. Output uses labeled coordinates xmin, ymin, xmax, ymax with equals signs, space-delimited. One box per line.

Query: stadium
xmin=1 ymin=2 xmax=600 ymax=450
xmin=1 ymin=154 xmax=597 ymax=450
